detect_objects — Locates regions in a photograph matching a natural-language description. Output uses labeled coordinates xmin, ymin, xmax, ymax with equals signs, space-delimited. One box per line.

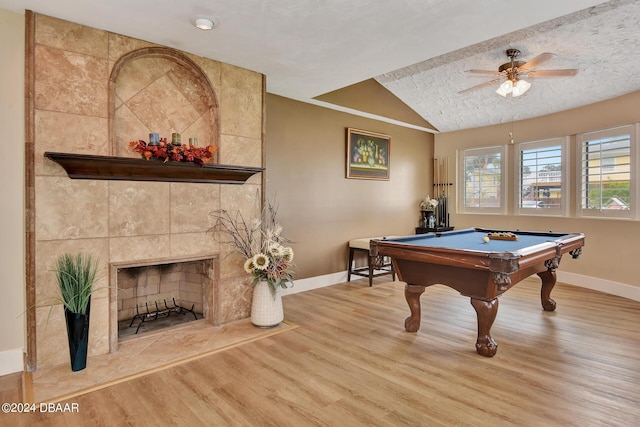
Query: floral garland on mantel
xmin=129 ymin=138 xmax=217 ymax=166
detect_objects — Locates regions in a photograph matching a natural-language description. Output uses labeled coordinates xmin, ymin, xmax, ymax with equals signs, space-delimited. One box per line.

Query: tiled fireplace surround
xmin=27 ymin=13 xmax=264 ymax=371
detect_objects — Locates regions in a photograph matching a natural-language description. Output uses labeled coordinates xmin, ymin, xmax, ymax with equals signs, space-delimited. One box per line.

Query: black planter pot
xmin=64 ymin=297 xmax=91 ymax=372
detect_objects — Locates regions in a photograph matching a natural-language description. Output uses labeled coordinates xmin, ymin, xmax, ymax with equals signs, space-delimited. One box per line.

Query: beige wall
xmin=0 ymin=9 xmax=25 ymax=375
xmin=435 ymin=90 xmax=640 ymax=289
xmin=265 ymin=94 xmax=434 ymax=279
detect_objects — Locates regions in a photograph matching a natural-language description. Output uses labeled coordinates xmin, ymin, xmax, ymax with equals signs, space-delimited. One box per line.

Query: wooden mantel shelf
xmin=44 ymin=152 xmax=264 ymax=184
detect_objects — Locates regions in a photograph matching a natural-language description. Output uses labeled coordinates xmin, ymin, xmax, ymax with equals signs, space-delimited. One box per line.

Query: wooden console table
xmin=416 ymin=226 xmax=454 ymax=234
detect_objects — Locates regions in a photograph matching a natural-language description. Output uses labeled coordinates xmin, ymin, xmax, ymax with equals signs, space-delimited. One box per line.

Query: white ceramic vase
xmin=251 ymin=281 xmax=284 ymax=328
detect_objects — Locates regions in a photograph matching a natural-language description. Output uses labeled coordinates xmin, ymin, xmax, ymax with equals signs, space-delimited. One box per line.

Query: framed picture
xmin=346 ymin=128 xmax=391 ymax=180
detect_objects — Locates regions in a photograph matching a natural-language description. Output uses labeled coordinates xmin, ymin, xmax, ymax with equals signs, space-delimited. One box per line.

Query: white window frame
xmin=458 ymin=145 xmax=507 ymax=215
xmin=514 ymin=137 xmax=568 ymax=217
xmin=576 ymin=124 xmax=636 ymax=219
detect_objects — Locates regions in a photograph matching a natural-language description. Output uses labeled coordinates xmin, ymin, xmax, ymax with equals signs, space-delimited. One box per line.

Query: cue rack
xmin=433 ymin=157 xmax=452 ymax=229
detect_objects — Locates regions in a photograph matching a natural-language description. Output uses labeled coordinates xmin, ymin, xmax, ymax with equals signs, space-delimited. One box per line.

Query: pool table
xmin=370 ymin=228 xmax=585 ymax=357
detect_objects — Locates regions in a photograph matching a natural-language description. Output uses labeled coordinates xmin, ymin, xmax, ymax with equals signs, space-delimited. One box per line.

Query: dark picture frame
xmin=346 ymin=128 xmax=390 ymax=180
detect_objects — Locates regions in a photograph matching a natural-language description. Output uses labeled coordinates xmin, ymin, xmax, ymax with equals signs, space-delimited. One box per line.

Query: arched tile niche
xmin=109 ymin=47 xmax=220 ymax=160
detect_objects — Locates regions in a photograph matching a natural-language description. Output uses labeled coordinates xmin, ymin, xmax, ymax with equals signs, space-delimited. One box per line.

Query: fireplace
xmin=28 ymin=13 xmax=263 ymax=371
xmin=110 ymin=255 xmax=217 ymax=351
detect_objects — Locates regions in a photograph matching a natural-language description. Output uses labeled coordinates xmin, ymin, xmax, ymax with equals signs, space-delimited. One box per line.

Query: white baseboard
xmin=0 ymin=348 xmax=23 ymax=376
xmin=558 ymin=271 xmax=640 ymax=302
xmin=282 ymin=270 xmax=640 ymax=303
xmin=281 ymin=271 xmax=348 ymax=296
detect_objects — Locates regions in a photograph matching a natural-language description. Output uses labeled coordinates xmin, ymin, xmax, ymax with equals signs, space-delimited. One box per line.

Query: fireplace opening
xmin=116 ymin=258 xmax=214 ymax=341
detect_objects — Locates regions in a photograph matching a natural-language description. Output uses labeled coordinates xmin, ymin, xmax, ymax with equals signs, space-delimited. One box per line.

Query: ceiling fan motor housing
xmin=499 ymin=48 xmax=524 ymax=79
xmin=499 ymin=60 xmax=525 ymax=73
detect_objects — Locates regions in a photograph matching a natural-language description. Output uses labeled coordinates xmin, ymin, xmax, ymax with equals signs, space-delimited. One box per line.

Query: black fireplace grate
xmin=129 ymin=298 xmax=198 ymax=334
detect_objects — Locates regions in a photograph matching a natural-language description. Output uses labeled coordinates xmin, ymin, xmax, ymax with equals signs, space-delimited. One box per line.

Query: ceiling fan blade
xmin=465 ymin=69 xmax=503 ymax=76
xmin=519 ymin=52 xmax=555 ymax=71
xmin=526 ymin=69 xmax=579 ymax=77
xmin=458 ymin=78 xmax=502 ymax=94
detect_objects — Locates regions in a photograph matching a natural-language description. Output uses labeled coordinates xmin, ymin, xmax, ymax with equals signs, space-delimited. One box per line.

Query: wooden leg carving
xmin=537 ymin=269 xmax=557 ymax=311
xmin=470 ymin=297 xmax=499 ymax=357
xmin=404 ymin=284 xmax=425 ymax=332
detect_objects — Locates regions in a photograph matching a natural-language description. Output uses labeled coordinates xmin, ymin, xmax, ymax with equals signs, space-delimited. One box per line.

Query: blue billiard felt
xmin=383 ymin=228 xmax=573 ymax=253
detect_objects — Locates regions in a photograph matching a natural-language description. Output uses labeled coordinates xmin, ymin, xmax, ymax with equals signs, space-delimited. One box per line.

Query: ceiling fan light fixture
xmin=512 ymin=79 xmax=532 ymax=97
xmin=496 ymin=80 xmax=513 ymax=97
xmin=463 ymin=49 xmax=575 ymax=97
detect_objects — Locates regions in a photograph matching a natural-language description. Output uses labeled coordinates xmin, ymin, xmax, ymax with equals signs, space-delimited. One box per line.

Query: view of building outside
xmin=580 ymin=133 xmax=631 ymax=210
xmin=463 ymin=150 xmax=502 ymax=208
xmin=519 ymin=143 xmax=563 ymax=210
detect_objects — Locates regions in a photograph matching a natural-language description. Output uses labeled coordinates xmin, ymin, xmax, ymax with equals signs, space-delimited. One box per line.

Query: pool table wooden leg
xmin=404 ymin=284 xmax=425 ymax=332
xmin=470 ymin=297 xmax=499 ymax=357
xmin=537 ymin=269 xmax=557 ymax=311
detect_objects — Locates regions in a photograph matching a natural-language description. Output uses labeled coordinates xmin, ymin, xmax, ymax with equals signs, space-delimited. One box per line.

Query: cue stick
xmin=444 ymin=157 xmax=448 ymax=226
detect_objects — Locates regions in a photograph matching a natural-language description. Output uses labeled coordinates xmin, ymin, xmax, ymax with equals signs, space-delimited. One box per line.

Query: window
xmin=578 ymin=125 xmax=635 ymax=218
xmin=515 ymin=138 xmax=567 ymax=216
xmin=459 ymin=146 xmax=506 ymax=214
xmin=601 ymin=157 xmax=616 ymax=173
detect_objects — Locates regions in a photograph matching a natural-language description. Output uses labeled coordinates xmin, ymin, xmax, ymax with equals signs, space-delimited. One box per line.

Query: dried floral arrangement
xmin=210 ymin=199 xmax=295 ymax=296
xmin=129 ymin=138 xmax=217 ymax=166
xmin=419 ymin=195 xmax=439 ymax=211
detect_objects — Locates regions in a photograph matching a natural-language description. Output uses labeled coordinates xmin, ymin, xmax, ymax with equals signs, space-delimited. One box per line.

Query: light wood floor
xmin=2 ymin=277 xmax=640 ymax=426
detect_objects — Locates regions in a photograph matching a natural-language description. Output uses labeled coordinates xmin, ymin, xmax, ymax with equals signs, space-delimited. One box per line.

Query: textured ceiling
xmin=1 ymin=0 xmax=637 ymax=133
xmin=376 ymin=0 xmax=640 ymax=132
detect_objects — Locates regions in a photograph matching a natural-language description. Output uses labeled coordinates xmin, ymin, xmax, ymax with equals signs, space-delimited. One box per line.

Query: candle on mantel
xmin=189 ymin=137 xmax=198 ymax=146
xmin=149 ymin=133 xmax=160 ymax=146
xmin=171 ymin=133 xmax=181 ymax=146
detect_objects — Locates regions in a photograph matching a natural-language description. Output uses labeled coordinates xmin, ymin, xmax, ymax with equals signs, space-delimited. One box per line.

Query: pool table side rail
xmin=371 ymin=239 xmax=522 ymax=272
xmin=474 ymin=227 xmax=580 ymax=238
xmin=370 ymin=232 xmax=585 ymax=273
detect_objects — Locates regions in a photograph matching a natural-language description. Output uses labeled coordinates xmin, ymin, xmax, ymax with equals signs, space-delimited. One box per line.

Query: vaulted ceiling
xmin=2 ymin=0 xmax=638 ymax=133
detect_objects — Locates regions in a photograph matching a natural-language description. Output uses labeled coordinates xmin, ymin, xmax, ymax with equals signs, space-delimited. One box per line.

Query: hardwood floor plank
xmin=3 ymin=278 xmax=640 ymax=426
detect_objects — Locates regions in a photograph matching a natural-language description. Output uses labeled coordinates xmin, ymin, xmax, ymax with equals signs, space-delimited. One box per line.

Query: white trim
xmin=557 ymin=271 xmax=640 ymax=302
xmin=0 ymin=348 xmax=23 ymax=376
xmin=635 ymin=122 xmax=640 ymax=216
xmin=514 ymin=136 xmax=568 ymax=216
xmin=576 ymin=124 xmax=635 ymax=219
xmin=280 ymin=271 xmax=349 ymax=296
xmin=281 ymin=270 xmax=640 ymax=304
xmin=458 ymin=145 xmax=507 ymax=215
xmin=302 ymin=98 xmax=438 ymax=134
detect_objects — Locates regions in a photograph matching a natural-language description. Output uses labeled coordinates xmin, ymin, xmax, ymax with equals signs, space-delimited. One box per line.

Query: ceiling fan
xmin=459 ymin=48 xmax=579 ymax=97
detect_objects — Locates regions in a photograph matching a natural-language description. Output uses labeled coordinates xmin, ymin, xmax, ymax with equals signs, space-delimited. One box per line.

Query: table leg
xmin=404 ymin=284 xmax=425 ymax=332
xmin=347 ymin=248 xmax=355 ymax=282
xmin=537 ymin=269 xmax=557 ymax=311
xmin=470 ymin=297 xmax=499 ymax=357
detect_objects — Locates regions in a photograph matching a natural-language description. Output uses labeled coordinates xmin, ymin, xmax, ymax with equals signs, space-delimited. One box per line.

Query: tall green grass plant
xmin=54 ymin=253 xmax=99 ymax=314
